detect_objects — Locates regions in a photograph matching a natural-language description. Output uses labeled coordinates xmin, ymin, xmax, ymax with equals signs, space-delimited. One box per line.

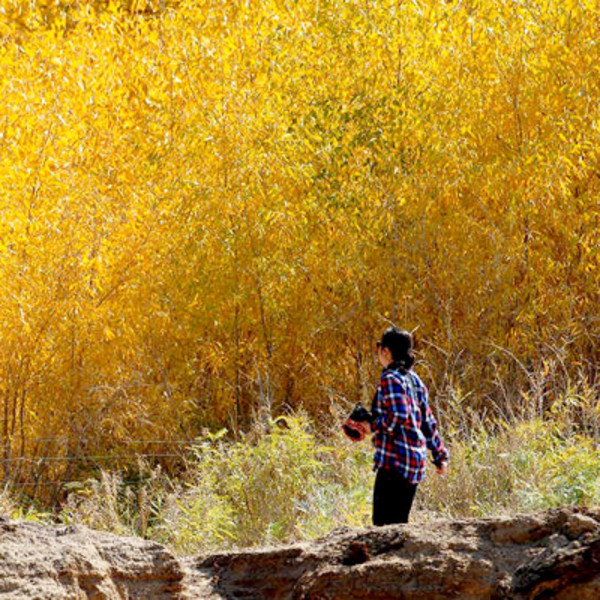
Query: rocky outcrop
xmin=3 ymin=508 xmax=600 ymax=598
xmin=0 ymin=516 xmax=184 ymax=599
xmin=193 ymin=507 xmax=600 ymax=599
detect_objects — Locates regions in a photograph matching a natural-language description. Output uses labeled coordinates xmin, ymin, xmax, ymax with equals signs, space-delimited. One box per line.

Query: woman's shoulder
xmin=407 ymin=369 xmax=423 ymax=383
xmin=407 ymin=370 xmax=429 ymax=395
xmin=380 ymin=367 xmax=411 ymax=386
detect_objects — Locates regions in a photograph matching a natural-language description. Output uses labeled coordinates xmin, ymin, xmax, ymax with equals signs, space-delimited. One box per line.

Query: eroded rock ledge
xmin=3 ymin=508 xmax=600 ymax=598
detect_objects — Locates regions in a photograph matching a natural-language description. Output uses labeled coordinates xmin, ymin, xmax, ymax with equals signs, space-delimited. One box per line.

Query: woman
xmin=369 ymin=327 xmax=449 ymax=526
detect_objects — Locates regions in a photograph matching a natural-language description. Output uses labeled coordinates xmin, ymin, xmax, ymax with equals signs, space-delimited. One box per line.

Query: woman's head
xmin=376 ymin=327 xmax=415 ymax=371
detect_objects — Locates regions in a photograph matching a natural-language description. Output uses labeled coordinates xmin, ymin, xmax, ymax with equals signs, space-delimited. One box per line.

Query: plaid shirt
xmin=370 ymin=362 xmax=449 ymax=483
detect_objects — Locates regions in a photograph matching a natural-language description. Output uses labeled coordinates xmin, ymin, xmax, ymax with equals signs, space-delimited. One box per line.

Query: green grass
xmin=5 ymin=410 xmax=600 ymax=555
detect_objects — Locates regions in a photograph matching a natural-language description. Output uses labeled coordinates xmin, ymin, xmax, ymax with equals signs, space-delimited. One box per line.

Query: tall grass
xmin=2 ymin=375 xmax=597 ymax=553
xmin=33 ymin=391 xmax=595 ymax=555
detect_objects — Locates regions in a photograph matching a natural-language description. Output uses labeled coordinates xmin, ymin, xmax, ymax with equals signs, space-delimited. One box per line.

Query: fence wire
xmin=0 ymin=439 xmax=202 ymax=489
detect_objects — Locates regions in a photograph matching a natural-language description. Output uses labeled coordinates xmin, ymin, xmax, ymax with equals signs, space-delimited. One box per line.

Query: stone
xmin=563 ymin=513 xmax=600 ymax=540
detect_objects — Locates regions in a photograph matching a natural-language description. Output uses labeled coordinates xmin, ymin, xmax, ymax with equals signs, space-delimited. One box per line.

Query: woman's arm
xmin=419 ymin=384 xmax=449 ymax=467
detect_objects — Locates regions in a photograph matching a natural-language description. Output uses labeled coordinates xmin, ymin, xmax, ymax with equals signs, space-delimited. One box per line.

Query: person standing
xmin=369 ymin=327 xmax=449 ymax=526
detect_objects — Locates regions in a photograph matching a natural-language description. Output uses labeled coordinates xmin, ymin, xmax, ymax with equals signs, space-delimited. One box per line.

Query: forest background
xmin=0 ymin=0 xmax=599 ymax=551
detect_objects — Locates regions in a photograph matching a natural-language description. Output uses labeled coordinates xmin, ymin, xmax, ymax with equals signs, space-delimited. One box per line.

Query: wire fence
xmin=31 ymin=438 xmax=197 ymax=445
xmin=0 ymin=438 xmax=202 ymax=489
xmin=0 ymin=452 xmax=184 ymax=463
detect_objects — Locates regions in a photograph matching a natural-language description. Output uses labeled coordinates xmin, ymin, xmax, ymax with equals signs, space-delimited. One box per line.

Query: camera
xmin=342 ymin=403 xmax=374 ymax=442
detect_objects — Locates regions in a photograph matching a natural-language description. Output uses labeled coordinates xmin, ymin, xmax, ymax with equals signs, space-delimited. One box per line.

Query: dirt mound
xmin=2 ymin=508 xmax=600 ymax=598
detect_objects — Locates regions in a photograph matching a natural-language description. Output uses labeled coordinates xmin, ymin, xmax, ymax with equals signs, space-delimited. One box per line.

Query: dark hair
xmin=378 ymin=327 xmax=415 ymax=372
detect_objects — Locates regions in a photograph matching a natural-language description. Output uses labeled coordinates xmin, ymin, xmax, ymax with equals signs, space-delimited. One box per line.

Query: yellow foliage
xmin=0 ymin=0 xmax=598 ymax=488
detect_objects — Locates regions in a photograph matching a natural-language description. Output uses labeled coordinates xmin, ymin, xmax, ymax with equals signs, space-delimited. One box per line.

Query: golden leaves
xmin=0 ymin=0 xmax=597 ymax=470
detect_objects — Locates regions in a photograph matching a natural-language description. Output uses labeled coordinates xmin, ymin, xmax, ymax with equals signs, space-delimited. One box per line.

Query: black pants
xmin=372 ymin=467 xmax=418 ymax=526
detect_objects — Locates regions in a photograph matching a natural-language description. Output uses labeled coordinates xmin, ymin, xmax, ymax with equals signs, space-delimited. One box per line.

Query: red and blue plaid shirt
xmin=370 ymin=362 xmax=449 ymax=483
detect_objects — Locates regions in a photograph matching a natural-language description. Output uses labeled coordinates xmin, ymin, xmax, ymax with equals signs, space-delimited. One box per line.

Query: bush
xmin=55 ymin=406 xmax=600 ymax=554
xmin=164 ymin=414 xmax=373 ymax=553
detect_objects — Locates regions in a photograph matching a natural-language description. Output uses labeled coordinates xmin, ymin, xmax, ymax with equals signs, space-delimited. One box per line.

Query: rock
xmin=4 ymin=508 xmax=600 ymax=598
xmin=512 ymin=534 xmax=600 ymax=599
xmin=564 ymin=513 xmax=600 ymax=540
xmin=0 ymin=517 xmax=184 ymax=599
xmin=489 ymin=514 xmax=556 ymax=545
xmin=191 ymin=507 xmax=600 ymax=599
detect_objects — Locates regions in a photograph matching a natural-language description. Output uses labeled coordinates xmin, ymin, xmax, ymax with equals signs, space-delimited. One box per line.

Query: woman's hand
xmin=436 ymin=462 xmax=447 ymax=476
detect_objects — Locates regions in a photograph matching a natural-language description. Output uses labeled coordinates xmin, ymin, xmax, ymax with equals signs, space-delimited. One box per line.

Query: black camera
xmin=342 ymin=403 xmax=374 ymax=442
xmin=348 ymin=403 xmax=374 ymax=423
